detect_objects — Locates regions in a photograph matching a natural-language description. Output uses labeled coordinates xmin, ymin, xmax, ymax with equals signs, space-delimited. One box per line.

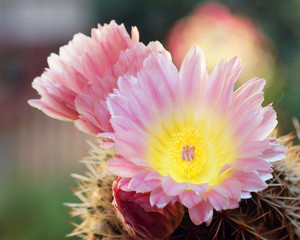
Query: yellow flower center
xmin=168 ymin=127 xmax=209 ymax=180
xmin=147 ymin=112 xmax=237 ymax=185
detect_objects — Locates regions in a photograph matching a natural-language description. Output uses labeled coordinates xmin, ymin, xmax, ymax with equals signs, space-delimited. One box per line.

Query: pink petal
xmin=144 ymin=171 xmax=163 ymax=181
xmin=235 ymin=158 xmax=272 ymax=173
xmin=206 ymin=189 xmax=229 ymax=211
xmin=74 ymin=118 xmax=100 ymax=135
xmin=188 ymin=201 xmax=213 ymax=225
xmin=129 ymin=171 xmax=161 ymax=193
xmin=161 ymin=176 xmax=187 ymax=196
xmin=112 ymin=41 xmax=171 ymax=80
xmin=109 ymin=157 xmax=142 ymax=178
xmin=217 ymin=178 xmax=242 ymax=200
xmin=178 ymin=46 xmax=208 ymax=105
xmin=97 ymin=132 xmax=115 ymax=141
xmin=257 ymin=171 xmax=273 ymax=181
xmin=233 ymin=78 xmax=265 ymax=107
xmin=251 ymin=105 xmax=278 ymax=140
xmin=233 ymin=108 xmax=263 ymax=144
xmin=129 ymin=157 xmax=154 ymax=169
xmin=179 ymin=190 xmax=202 ymax=208
xmin=150 ymin=187 xmax=173 ymax=208
xmin=147 ymin=41 xmax=172 ymax=60
xmin=186 ymin=183 xmax=208 ymax=194
xmin=240 ymin=191 xmax=252 ymax=199
xmin=28 ymin=99 xmax=76 ymax=121
xmin=117 ymin=75 xmax=159 ymax=128
xmin=99 ymin=141 xmax=114 ymax=149
xmin=118 ymin=177 xmax=131 ymax=191
xmin=261 ymin=141 xmax=287 ymax=162
xmin=111 ymin=117 xmax=148 ymax=158
xmin=233 ymin=172 xmax=267 ymax=192
xmin=218 ymin=161 xmax=240 ymax=176
xmin=230 ymin=91 xmax=264 ymax=123
xmin=136 ymin=53 xmax=181 ymax=113
xmin=238 ymin=140 xmax=269 ymax=158
xmin=108 ymin=93 xmax=137 ymax=123
xmin=227 ymin=198 xmax=239 ymax=209
xmin=230 ymin=78 xmax=266 ymax=128
xmin=204 ymin=56 xmax=243 ymax=111
xmin=131 ymin=26 xmax=139 ymax=42
xmin=219 ymin=58 xmax=244 ymax=112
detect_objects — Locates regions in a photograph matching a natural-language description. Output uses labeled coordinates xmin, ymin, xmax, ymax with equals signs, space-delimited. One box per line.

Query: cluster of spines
xmin=65 ymin=141 xmax=125 ymax=240
xmin=171 ymin=171 xmax=299 ymax=239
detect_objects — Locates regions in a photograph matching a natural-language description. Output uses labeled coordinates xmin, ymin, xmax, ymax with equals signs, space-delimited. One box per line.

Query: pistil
xmin=181 ymin=145 xmax=195 ymax=161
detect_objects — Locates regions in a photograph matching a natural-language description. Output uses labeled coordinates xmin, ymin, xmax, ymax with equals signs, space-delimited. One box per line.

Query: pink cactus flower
xmin=112 ymin=178 xmax=184 ymax=240
xmin=75 ymin=41 xmax=170 ymax=135
xmin=28 ymin=21 xmax=170 ymax=136
xmin=107 ymin=46 xmax=286 ymax=225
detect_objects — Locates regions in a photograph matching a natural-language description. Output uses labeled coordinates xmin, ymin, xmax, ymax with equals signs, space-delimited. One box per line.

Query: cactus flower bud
xmin=112 ymin=178 xmax=184 ymax=240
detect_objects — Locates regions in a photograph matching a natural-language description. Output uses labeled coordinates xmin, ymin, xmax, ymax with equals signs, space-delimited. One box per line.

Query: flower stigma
xmin=168 ymin=127 xmax=209 ymax=181
xmin=181 ymin=145 xmax=195 ymax=161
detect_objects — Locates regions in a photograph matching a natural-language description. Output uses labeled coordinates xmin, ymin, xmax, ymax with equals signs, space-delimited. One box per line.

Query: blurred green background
xmin=0 ymin=0 xmax=299 ymax=239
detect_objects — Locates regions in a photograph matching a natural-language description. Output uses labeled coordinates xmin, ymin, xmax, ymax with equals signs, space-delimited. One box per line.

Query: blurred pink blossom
xmin=167 ymin=2 xmax=276 ymax=86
